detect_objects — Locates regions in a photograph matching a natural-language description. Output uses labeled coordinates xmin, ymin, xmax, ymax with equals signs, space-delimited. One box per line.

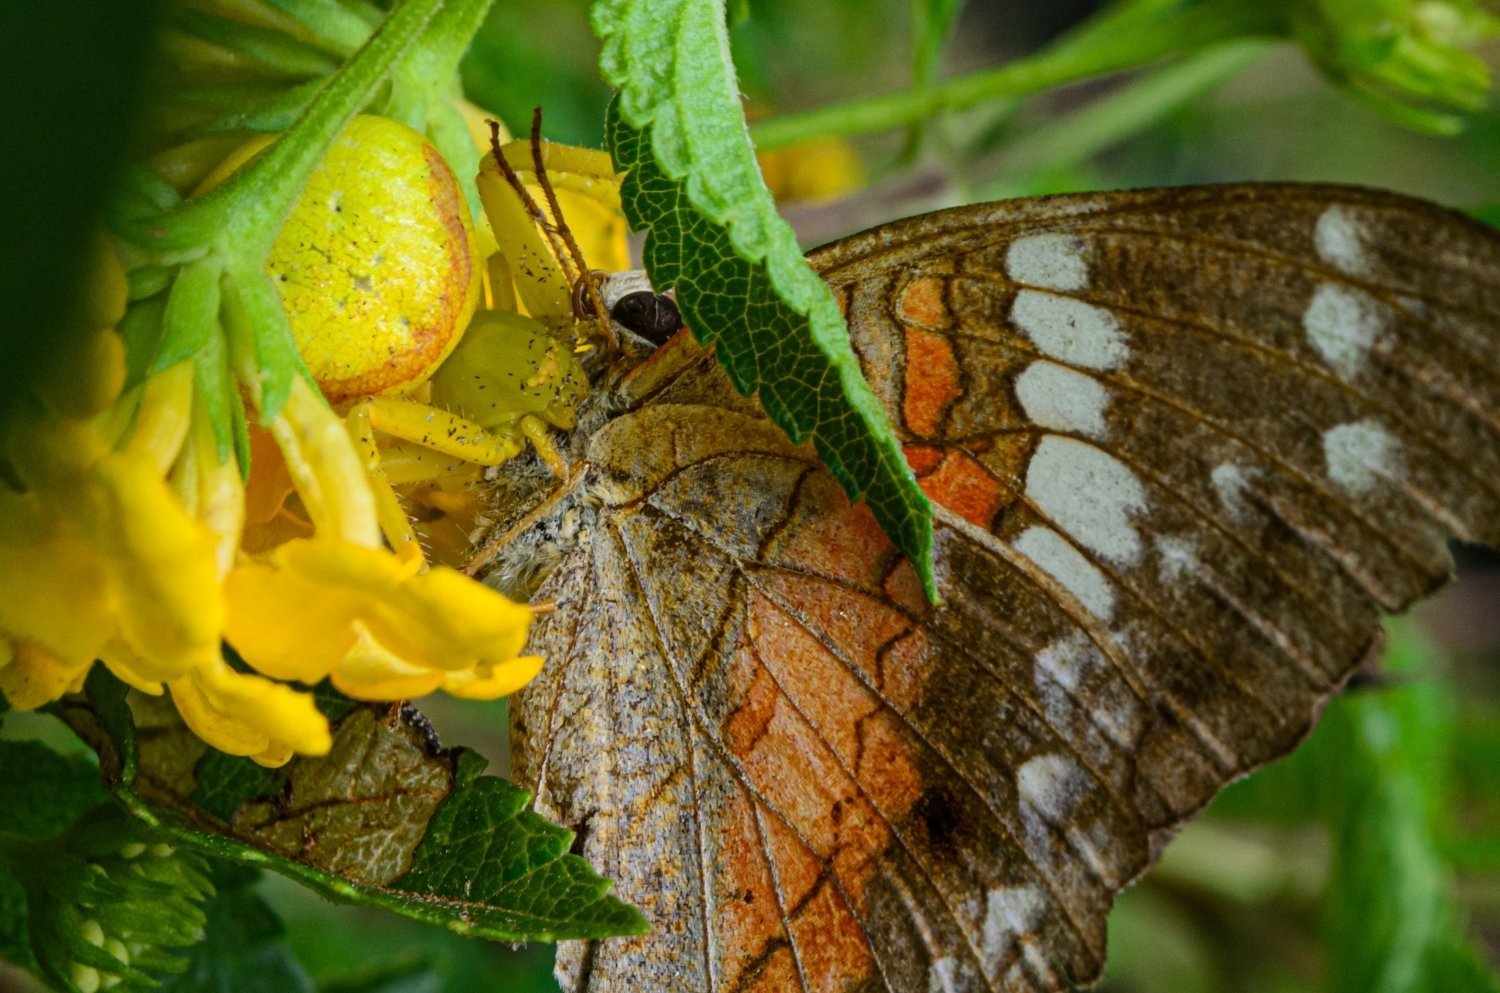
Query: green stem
xmin=749 ymin=0 xmax=1286 ymax=149
xmin=978 ymin=40 xmax=1270 ymax=186
xmin=388 ymin=0 xmax=497 ymax=128
xmin=122 ymin=0 xmax=447 ymax=252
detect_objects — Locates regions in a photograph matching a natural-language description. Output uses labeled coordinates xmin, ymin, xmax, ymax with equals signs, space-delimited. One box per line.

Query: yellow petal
xmin=0 ymin=641 xmax=92 ymax=711
xmin=92 ymin=452 xmax=223 ymax=679
xmin=168 ymin=657 xmax=331 ymax=767
xmin=330 ymin=626 xmax=444 ymax=700
xmin=0 ymin=419 xmax=222 ymax=683
xmin=224 ymin=537 xmax=535 ymax=701
xmin=442 ymin=655 xmax=544 ymax=700
xmin=99 ymin=639 xmax=166 ymax=695
xmin=361 ymin=563 xmax=531 ymax=672
xmin=222 ymin=555 xmax=361 ymax=682
xmin=0 ymin=489 xmax=114 ymax=665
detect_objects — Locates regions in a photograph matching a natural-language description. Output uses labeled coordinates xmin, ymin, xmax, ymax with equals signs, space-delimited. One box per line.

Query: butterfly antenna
xmin=525 ymin=108 xmax=617 ymax=350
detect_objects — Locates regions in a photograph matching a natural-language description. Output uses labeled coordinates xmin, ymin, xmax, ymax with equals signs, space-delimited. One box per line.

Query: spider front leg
xmin=347 ymin=308 xmax=588 ymax=541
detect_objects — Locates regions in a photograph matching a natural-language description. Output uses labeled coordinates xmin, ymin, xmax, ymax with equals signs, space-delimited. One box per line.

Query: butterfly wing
xmin=509 ymin=184 xmax=1500 ymax=993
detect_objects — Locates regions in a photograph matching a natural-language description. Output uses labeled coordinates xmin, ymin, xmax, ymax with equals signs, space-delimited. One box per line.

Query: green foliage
xmin=0 ymin=742 xmax=106 ymax=839
xmin=1 ymin=803 xmax=213 ymax=993
xmin=0 ymin=2 xmax=162 ymax=415
xmin=1319 ymin=626 xmax=1497 ymax=993
xmin=0 ymin=742 xmax=108 ymax=974
xmin=65 ymin=673 xmax=644 ymax=945
xmin=155 ymin=863 xmax=317 ymax=993
xmin=596 ymin=0 xmax=936 ymax=598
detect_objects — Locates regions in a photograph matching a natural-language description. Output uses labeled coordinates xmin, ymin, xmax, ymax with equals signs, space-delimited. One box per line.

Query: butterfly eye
xmin=609 ymin=289 xmax=683 ymax=345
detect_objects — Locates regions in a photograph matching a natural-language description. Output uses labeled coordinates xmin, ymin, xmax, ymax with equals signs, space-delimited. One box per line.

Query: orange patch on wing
xmin=750 ymin=594 xmax=879 ymax=770
xmin=761 ymin=810 xmax=824 ymax=910
xmin=755 ymin=569 xmax=925 ymax=710
xmin=903 ymin=444 xmax=943 ymax=475
xmin=760 ymin=817 xmax=878 ymax=992
xmin=920 ymin=449 xmax=1010 ymax=529
xmin=882 ymin=560 xmax=929 ymax=615
xmin=765 ymin=475 xmax=894 ymax=591
xmin=727 ymin=645 xmax=781 ymax=754
xmin=747 ymin=591 xmax=925 ymax=827
xmin=794 ymin=876 xmax=878 ymax=990
xmin=902 ymin=328 xmax=961 ymax=438
xmin=897 ymin=275 xmax=950 ymax=329
xmin=878 ymin=628 xmax=934 ymax=711
xmin=714 ymin=790 xmax=800 ymax=993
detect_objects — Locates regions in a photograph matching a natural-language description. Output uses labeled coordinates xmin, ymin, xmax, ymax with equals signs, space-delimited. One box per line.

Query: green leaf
xmin=596 ymin=1 xmax=936 ymax=598
xmin=220 ymin=267 xmax=302 ymax=418
xmin=171 ymin=9 xmax=343 ymax=79
xmin=911 ymin=0 xmax=963 ymax=86
xmin=1317 ymin=622 xmax=1500 ymax=993
xmin=156 ymin=863 xmax=317 ymax=993
xmin=58 ymin=678 xmax=645 ymax=943
xmin=0 ymin=741 xmax=108 ymax=972
xmin=0 ymin=741 xmax=107 ymax=838
xmin=194 ymin=327 xmax=239 ymax=464
xmin=392 ymin=773 xmax=643 ymax=938
xmin=157 ymin=259 xmax=223 ymax=372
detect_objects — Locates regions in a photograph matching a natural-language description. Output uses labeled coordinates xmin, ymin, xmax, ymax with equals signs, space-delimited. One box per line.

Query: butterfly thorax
xmin=471 ymin=310 xmax=701 ymax=602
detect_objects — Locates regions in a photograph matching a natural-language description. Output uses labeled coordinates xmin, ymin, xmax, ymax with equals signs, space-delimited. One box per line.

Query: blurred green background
xmin=3 ymin=1 xmax=1499 ymax=991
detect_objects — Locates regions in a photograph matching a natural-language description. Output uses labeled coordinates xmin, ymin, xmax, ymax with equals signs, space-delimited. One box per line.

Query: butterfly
xmin=481 ymin=183 xmax=1500 ymax=993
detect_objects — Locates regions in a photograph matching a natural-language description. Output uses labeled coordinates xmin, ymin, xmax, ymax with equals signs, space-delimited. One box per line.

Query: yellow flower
xmin=223 ymin=538 xmax=539 ymax=701
xmin=2 ymin=118 xmax=555 ymax=770
xmin=168 ymin=655 xmax=331 ymax=768
xmin=0 ymin=370 xmax=222 ymax=703
xmin=756 ymin=136 xmax=866 ymax=204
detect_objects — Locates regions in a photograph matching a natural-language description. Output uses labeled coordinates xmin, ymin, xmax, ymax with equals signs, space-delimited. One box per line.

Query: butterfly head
xmin=572 ymin=268 xmax=685 ymax=358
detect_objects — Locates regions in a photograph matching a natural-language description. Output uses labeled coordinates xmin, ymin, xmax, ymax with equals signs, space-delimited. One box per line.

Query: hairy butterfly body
xmin=482 ymin=184 xmax=1500 ymax=992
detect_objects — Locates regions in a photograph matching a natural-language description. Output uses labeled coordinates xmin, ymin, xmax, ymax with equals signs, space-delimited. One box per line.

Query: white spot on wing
xmin=1211 ymin=463 xmax=1259 ymax=522
xmin=1027 ymin=436 xmax=1148 ymax=564
xmin=1155 ymin=534 xmax=1198 ymax=583
xmin=1015 ymin=361 xmax=1109 ymax=438
xmin=1304 ymin=282 xmax=1387 ymax=379
xmin=928 ymin=957 xmax=961 ymax=993
xmin=982 ymin=886 xmax=1048 ymax=978
xmin=1314 ymin=204 xmax=1370 ymax=275
xmin=1014 ymin=526 xmax=1116 ymax=622
xmin=1324 ymin=418 xmax=1400 ymax=494
xmin=1006 ymin=233 xmax=1089 ymax=291
xmin=1034 ymin=632 xmax=1139 ymax=748
xmin=1010 ymin=289 xmax=1128 ymax=370
xmin=1017 ymin=752 xmax=1120 ymax=889
xmin=1034 ymin=631 xmax=1092 ymax=694
xmin=1017 ymin=753 xmax=1082 ymax=819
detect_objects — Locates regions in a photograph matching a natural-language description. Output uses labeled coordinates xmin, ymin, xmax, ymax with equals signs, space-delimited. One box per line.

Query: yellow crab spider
xmin=247 ymin=115 xmax=628 ymax=561
xmin=349 ymin=307 xmax=589 ymax=482
xmin=343 ymin=134 xmax=624 ymax=489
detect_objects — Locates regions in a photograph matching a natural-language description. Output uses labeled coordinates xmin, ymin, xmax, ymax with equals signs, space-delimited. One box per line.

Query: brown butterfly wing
xmin=509 ymin=184 xmax=1500 ymax=992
